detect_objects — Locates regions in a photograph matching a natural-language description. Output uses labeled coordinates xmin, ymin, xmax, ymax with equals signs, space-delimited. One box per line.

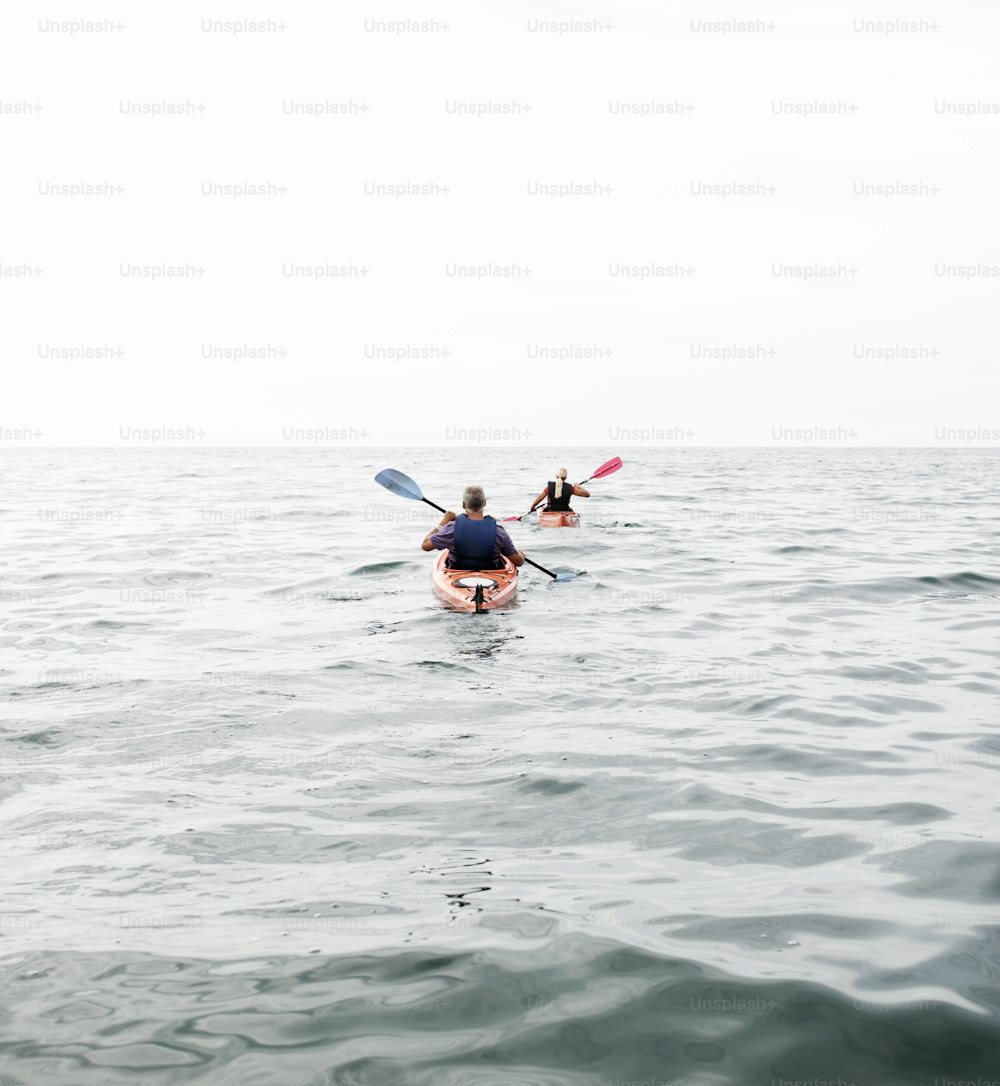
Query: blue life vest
xmin=546 ymin=480 xmax=574 ymax=511
xmin=451 ymin=514 xmax=501 ymax=569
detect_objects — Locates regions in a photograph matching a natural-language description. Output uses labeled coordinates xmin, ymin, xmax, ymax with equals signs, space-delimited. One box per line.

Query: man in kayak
xmin=529 ymin=468 xmax=590 ymax=515
xmin=421 ymin=486 xmax=525 ymax=570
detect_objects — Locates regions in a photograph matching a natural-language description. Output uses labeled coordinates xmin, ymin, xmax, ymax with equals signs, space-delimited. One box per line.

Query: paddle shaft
xmin=521 ymin=555 xmax=558 ymax=580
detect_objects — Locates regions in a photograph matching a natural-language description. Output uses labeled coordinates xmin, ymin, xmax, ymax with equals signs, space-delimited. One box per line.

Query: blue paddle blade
xmin=554 ymin=572 xmax=577 ymax=582
xmin=375 ymin=468 xmax=423 ymax=501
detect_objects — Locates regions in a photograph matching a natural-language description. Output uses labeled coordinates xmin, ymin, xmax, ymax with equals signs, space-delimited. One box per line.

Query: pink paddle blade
xmin=589 ymin=456 xmax=623 ymax=480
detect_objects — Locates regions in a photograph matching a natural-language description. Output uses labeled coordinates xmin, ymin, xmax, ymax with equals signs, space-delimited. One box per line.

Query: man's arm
xmin=421 ymin=511 xmax=456 ymax=551
xmin=495 ymin=525 xmax=525 ymax=567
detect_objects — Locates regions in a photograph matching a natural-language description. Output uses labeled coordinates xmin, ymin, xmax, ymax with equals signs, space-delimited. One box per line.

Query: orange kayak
xmin=432 ymin=550 xmax=518 ymax=612
xmin=538 ymin=510 xmax=580 ymax=528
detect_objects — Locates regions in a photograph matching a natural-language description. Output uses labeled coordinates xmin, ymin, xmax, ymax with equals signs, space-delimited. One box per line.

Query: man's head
xmin=462 ymin=485 xmax=486 ymax=512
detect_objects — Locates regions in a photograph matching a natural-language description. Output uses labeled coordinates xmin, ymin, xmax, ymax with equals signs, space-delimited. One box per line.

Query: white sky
xmin=3 ymin=0 xmax=998 ymax=447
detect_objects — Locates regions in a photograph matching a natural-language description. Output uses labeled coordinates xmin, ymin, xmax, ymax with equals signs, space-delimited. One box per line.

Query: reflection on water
xmin=448 ymin=613 xmax=522 ymax=661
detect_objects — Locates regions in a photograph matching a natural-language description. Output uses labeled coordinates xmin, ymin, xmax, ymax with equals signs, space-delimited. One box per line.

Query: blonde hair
xmin=553 ymin=467 xmax=568 ymax=500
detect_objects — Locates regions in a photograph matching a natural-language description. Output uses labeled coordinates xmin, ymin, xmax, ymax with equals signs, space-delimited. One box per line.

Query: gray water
xmin=2 ymin=446 xmax=999 ymax=1085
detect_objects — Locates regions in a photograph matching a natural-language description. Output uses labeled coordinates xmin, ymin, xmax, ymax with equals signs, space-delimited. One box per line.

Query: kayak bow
xmin=538 ymin=510 xmax=581 ymax=528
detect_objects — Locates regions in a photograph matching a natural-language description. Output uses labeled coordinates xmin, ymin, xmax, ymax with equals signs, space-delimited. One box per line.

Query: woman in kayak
xmin=421 ymin=485 xmax=525 ymax=571
xmin=529 ymin=468 xmax=590 ymax=516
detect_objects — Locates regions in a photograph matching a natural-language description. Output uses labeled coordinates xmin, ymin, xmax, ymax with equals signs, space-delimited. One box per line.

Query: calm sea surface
xmin=1 ymin=447 xmax=999 ymax=1085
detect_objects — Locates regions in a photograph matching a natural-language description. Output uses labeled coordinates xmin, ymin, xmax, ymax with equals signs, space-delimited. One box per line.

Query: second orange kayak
xmin=538 ymin=510 xmax=580 ymax=528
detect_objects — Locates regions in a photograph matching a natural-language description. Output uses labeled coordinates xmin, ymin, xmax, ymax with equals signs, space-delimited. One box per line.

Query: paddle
xmin=374 ymin=469 xmax=575 ymax=582
xmin=502 ymin=456 xmax=623 ymax=522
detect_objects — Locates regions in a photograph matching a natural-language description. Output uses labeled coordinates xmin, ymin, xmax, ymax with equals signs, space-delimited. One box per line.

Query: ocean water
xmin=2 ymin=446 xmax=999 ymax=1086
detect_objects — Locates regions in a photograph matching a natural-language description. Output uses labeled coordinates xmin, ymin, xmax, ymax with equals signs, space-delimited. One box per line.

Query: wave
xmin=3 ymin=941 xmax=998 ymax=1082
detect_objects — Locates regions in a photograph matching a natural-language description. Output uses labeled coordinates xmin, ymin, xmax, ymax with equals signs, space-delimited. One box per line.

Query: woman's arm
xmin=528 ymin=488 xmax=548 ymax=512
xmin=572 ymin=485 xmax=590 ymax=498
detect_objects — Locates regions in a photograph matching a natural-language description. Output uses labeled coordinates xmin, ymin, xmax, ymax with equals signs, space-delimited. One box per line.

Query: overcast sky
xmin=4 ymin=1 xmax=998 ymax=447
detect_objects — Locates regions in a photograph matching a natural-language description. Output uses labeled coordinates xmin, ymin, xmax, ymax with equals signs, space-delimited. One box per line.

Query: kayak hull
xmin=539 ymin=510 xmax=580 ymax=528
xmin=432 ymin=550 xmax=518 ymax=611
